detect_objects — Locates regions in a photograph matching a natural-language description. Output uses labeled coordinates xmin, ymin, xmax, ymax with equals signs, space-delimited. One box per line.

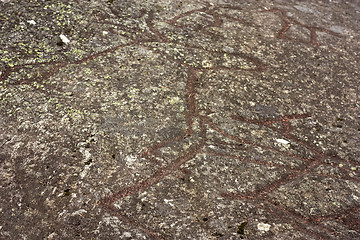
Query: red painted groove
xmin=262 ymin=8 xmax=342 ymax=46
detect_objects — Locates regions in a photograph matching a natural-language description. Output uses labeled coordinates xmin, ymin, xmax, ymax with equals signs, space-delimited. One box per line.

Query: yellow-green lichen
xmin=127 ymin=87 xmax=140 ymax=98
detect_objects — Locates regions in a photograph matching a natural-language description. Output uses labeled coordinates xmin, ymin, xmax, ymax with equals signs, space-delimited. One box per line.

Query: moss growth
xmin=237 ymin=221 xmax=247 ymax=235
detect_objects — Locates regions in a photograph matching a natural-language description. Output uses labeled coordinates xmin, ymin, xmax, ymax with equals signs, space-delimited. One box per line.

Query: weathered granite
xmin=0 ymin=0 xmax=359 ymax=239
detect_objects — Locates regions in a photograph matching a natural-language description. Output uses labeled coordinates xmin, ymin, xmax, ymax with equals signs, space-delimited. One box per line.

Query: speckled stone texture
xmin=0 ymin=0 xmax=359 ymax=239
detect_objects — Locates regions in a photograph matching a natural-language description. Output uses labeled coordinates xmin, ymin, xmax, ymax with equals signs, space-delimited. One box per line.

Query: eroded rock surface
xmin=0 ymin=0 xmax=359 ymax=239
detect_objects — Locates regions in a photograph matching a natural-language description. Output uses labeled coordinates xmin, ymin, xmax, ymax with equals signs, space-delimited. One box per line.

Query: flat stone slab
xmin=0 ymin=0 xmax=359 ymax=239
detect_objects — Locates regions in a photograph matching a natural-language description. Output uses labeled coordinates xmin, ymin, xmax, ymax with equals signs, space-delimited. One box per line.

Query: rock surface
xmin=0 ymin=0 xmax=359 ymax=239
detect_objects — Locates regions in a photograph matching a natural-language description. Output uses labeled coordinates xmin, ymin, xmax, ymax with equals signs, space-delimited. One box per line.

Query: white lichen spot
xmin=164 ymin=199 xmax=174 ymax=207
xmin=329 ymin=25 xmax=347 ymax=34
xmin=71 ymin=209 xmax=87 ymax=216
xmin=125 ymin=155 xmax=137 ymax=166
xmin=27 ymin=20 xmax=36 ymax=25
xmin=309 ymin=208 xmax=315 ymax=214
xmin=276 ymin=138 xmax=290 ymax=145
xmin=81 ymin=149 xmax=91 ymax=161
xmin=223 ymin=46 xmax=234 ymax=53
xmin=201 ymin=59 xmax=213 ymax=68
xmin=60 ymin=34 xmax=70 ymax=44
xmin=169 ymin=96 xmax=180 ymax=104
xmin=80 ymin=165 xmax=90 ymax=179
xmin=257 ymin=222 xmax=271 ymax=232
xmin=122 ymin=232 xmax=132 ymax=238
xmin=47 ymin=232 xmax=58 ymax=240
